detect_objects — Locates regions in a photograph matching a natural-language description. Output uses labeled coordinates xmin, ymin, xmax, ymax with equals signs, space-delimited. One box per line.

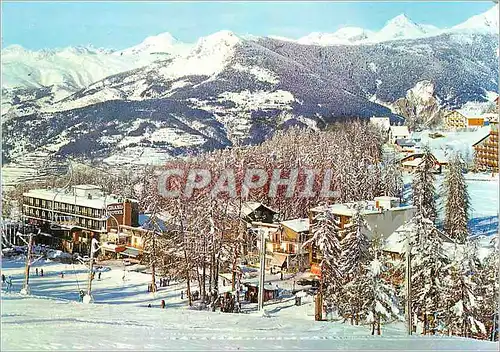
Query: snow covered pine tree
xmin=340 ymin=204 xmax=371 ymax=325
xmin=304 ymin=209 xmax=343 ymax=317
xmin=442 ymin=153 xmax=471 ymax=243
xmin=412 ymin=146 xmax=437 ymax=223
xmin=363 ymin=240 xmax=400 ymax=335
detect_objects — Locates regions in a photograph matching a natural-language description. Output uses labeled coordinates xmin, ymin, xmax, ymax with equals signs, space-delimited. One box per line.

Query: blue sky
xmin=1 ymin=1 xmax=495 ymax=50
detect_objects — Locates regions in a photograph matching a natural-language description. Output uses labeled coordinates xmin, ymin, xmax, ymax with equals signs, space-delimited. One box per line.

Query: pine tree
xmin=410 ymin=216 xmax=449 ymax=335
xmin=340 ymin=205 xmax=372 ymax=324
xmin=341 ymin=205 xmax=371 ymax=275
xmin=442 ymin=153 xmax=470 ymax=243
xmin=444 ymin=238 xmax=486 ymax=337
xmin=382 ymin=162 xmax=404 ymax=199
xmin=363 ymin=240 xmax=400 ymax=335
xmin=304 ymin=209 xmax=343 ymax=310
xmin=477 ymin=238 xmax=499 ymax=340
xmin=412 ymin=146 xmax=437 ymax=223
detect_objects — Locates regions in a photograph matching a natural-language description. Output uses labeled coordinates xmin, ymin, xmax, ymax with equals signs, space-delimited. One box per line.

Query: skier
xmin=181 ymin=291 xmax=184 ymax=299
xmin=40 ymin=269 xmax=44 ymax=277
xmin=35 ymin=268 xmax=39 ymax=276
xmin=1 ymin=274 xmax=5 ymax=284
xmin=160 ymin=299 xmax=165 ymax=309
xmin=6 ymin=276 xmax=13 ymax=292
xmin=148 ymin=304 xmax=152 ymax=308
xmin=78 ymin=290 xmax=85 ymax=302
xmin=60 ymin=272 xmax=64 ymax=279
xmin=98 ymin=272 xmax=101 ymax=280
xmin=280 ymin=271 xmax=283 ymax=280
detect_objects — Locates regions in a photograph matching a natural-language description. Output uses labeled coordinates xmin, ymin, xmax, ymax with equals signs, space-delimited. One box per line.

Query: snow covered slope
xmin=1 ymin=258 xmax=497 ymax=351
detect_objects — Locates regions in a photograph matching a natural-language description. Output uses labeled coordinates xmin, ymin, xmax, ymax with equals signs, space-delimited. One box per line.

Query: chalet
xmin=308 ymin=197 xmax=416 ymax=271
xmin=399 ymin=152 xmax=444 ymax=173
xmin=268 ymin=218 xmax=310 ymax=272
xmin=473 ymin=117 xmax=498 ymax=172
xmin=99 ymin=212 xmax=169 ymax=260
xmin=394 ymin=139 xmax=417 ymax=154
xmin=389 ymin=126 xmax=410 ymax=144
xmin=239 ymin=201 xmax=278 ymax=225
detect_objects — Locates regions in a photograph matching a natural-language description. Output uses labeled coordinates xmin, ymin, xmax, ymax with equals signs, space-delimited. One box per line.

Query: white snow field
xmin=1 ymin=259 xmax=497 ymax=350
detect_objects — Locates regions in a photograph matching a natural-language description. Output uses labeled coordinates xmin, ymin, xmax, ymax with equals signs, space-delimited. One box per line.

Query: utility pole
xmin=151 ymin=232 xmax=156 ymax=293
xmin=257 ymin=229 xmax=266 ymax=311
xmin=21 ymin=232 xmax=34 ymax=295
xmin=405 ymin=239 xmax=413 ymax=335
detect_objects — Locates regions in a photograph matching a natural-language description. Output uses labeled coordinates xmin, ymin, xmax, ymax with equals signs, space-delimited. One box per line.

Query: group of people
xmin=219 ymin=291 xmax=238 ymax=313
xmin=1 ymin=274 xmax=13 ymax=292
xmin=159 ymin=277 xmax=170 ymax=287
xmin=34 ymin=268 xmax=44 ymax=276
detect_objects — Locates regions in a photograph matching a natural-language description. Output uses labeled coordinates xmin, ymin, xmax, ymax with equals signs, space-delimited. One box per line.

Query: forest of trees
xmin=3 ymin=122 xmax=498 ymax=340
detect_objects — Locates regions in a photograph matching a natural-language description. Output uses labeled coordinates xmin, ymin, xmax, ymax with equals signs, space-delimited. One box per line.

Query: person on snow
xmin=6 ymin=276 xmax=13 ymax=292
xmin=1 ymin=274 xmax=5 ymax=284
xmin=98 ymin=272 xmax=101 ymax=280
xmin=78 ymin=290 xmax=85 ymax=302
xmin=160 ymin=299 xmax=165 ymax=309
xmin=60 ymin=272 xmax=64 ymax=279
xmin=147 ymin=304 xmax=152 ymax=308
xmin=40 ymin=269 xmax=44 ymax=277
xmin=181 ymin=291 xmax=184 ymax=299
xmin=35 ymin=268 xmax=39 ymax=276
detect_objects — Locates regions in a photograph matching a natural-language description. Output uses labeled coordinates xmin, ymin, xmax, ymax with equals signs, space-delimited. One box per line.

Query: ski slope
xmin=1 ymin=258 xmax=498 ymax=350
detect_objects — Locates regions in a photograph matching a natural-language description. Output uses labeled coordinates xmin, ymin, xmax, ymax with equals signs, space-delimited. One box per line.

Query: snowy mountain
xmin=368 ymin=14 xmax=439 ymax=42
xmin=1 ymin=6 xmax=498 ymax=171
xmin=115 ymin=32 xmax=192 ymax=56
xmin=297 ymin=27 xmax=374 ymax=46
xmin=453 ymin=4 xmax=499 ymax=32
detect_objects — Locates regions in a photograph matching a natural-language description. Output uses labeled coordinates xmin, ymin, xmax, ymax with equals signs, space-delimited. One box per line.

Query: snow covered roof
xmin=390 ymin=126 xmax=410 ymax=136
xmin=395 ymin=138 xmax=416 ymax=147
xmin=432 ymin=149 xmax=449 ymax=164
xmin=383 ymin=221 xmax=457 ymax=254
xmin=280 ymin=218 xmax=310 ymax=233
xmin=73 ymin=184 xmax=101 ymax=190
xmin=402 ymin=158 xmax=423 ymax=168
xmin=311 ymin=199 xmax=411 ymax=217
xmin=240 ymin=201 xmax=278 ymax=217
xmin=23 ymin=188 xmax=131 ymax=210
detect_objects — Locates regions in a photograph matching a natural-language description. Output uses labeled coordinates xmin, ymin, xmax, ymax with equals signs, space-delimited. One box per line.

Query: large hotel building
xmin=22 ymin=184 xmax=139 ymax=254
